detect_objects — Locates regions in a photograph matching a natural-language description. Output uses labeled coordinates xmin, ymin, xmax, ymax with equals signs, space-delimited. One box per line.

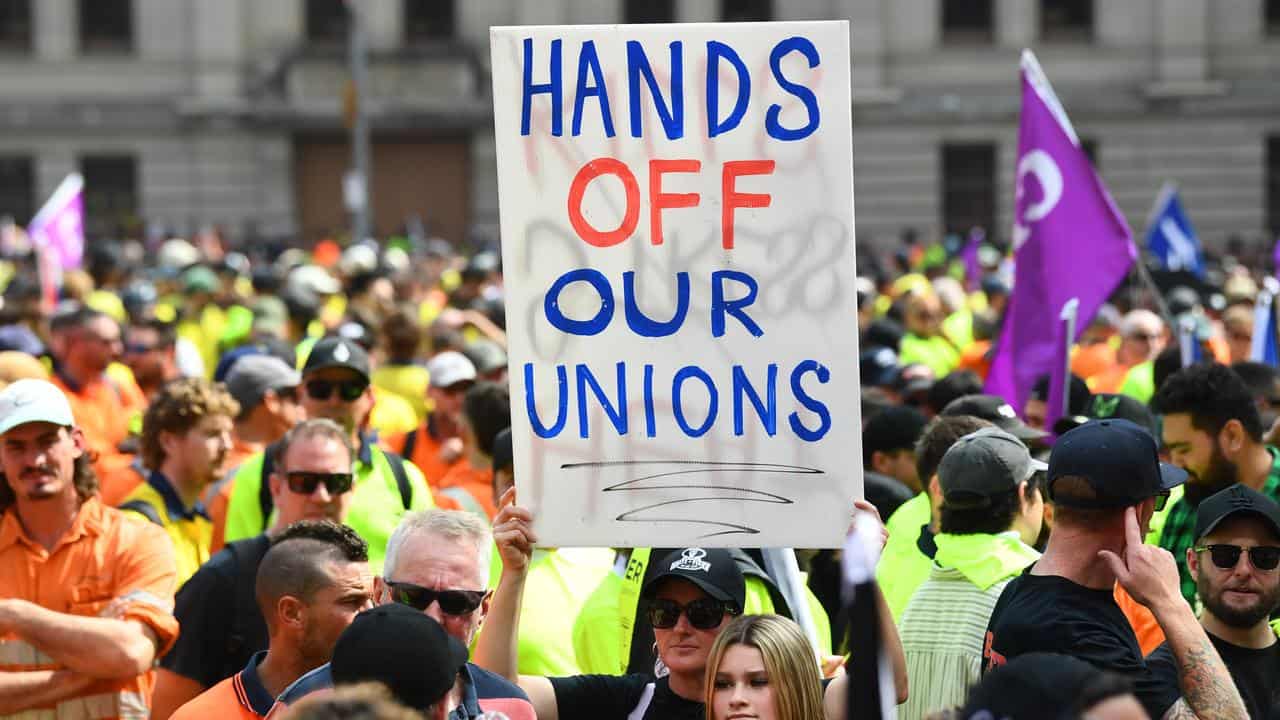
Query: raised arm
xmin=473 ymin=487 xmax=534 ymax=680
xmin=0 ymin=599 xmax=160 ymax=679
xmin=471 ymin=489 xmax=561 ymax=720
xmin=1098 ymin=507 xmax=1246 ymax=720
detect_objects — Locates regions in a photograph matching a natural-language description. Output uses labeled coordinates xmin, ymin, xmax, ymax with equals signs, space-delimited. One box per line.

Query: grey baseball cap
xmin=225 ymin=355 xmax=301 ymax=413
xmin=938 ymin=426 xmax=1047 ymax=508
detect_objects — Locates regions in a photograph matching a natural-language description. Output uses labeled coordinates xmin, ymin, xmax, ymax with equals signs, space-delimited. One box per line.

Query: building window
xmin=942 ymin=0 xmax=993 ymax=44
xmin=79 ymin=0 xmax=132 ymax=54
xmin=0 ymin=0 xmax=31 ymax=54
xmin=1268 ymin=0 xmax=1280 ymax=35
xmin=942 ymin=143 xmax=997 ymax=239
xmin=721 ymin=0 xmax=772 ymax=22
xmin=305 ymin=0 xmax=347 ymax=45
xmin=81 ymin=155 xmax=138 ymax=239
xmin=405 ymin=0 xmax=454 ymax=42
xmin=1041 ymin=0 xmax=1093 ymax=42
xmin=0 ymin=156 xmax=33 ymax=223
xmin=626 ymin=0 xmax=675 ymax=23
xmin=1268 ymin=137 xmax=1280 ymax=237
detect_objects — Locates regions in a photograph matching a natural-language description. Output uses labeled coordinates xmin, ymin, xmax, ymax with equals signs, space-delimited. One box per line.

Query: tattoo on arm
xmin=1161 ymin=699 xmax=1195 ymax=720
xmin=1169 ymin=640 xmax=1247 ymax=720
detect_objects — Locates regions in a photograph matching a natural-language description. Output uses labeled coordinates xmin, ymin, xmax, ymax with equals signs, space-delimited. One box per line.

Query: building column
xmin=34 ymin=0 xmax=75 ymax=60
xmin=1156 ymin=0 xmax=1208 ymax=84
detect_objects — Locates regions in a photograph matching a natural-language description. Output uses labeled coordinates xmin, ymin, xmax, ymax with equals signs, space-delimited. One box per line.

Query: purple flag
xmin=1272 ymin=235 xmax=1280 ymax=280
xmin=27 ymin=173 xmax=85 ymax=273
xmin=985 ymin=51 xmax=1135 ymax=414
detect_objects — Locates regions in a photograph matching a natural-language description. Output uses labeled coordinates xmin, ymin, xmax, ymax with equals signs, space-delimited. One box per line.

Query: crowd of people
xmin=0 ymin=229 xmax=1278 ymax=720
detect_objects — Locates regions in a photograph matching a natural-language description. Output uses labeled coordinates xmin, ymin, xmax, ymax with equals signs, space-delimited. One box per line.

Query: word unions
xmin=523 ymin=269 xmax=833 ymax=444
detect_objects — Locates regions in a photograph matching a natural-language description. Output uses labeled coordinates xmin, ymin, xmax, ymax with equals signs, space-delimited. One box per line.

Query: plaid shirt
xmin=1158 ymin=446 xmax=1280 ymax=604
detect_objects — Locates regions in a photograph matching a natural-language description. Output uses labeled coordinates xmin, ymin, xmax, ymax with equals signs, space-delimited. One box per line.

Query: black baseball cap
xmin=862 ymin=405 xmax=928 ymax=464
xmin=1053 ymin=393 xmax=1158 ymax=438
xmin=331 ymin=604 xmax=468 ymax=710
xmin=938 ymin=427 xmax=1047 ymax=509
xmin=1194 ymin=484 xmax=1280 ymax=542
xmin=941 ymin=394 xmax=1048 ymax=443
xmin=859 ymin=346 xmax=900 ymax=388
xmin=962 ymin=652 xmax=1130 ymax=720
xmin=302 ymin=336 xmax=371 ymax=384
xmin=642 ymin=548 xmax=746 ymax=612
xmin=1048 ymin=419 xmax=1187 ymax=509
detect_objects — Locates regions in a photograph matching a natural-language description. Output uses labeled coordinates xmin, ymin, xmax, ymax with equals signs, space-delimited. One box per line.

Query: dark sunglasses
xmin=124 ymin=342 xmax=158 ymax=354
xmin=385 ymin=581 xmax=488 ymax=615
xmin=1193 ymin=544 xmax=1280 ymax=572
xmin=285 ymin=471 xmax=353 ymax=495
xmin=275 ymin=386 xmax=299 ymax=403
xmin=646 ymin=597 xmax=734 ymax=631
xmin=305 ymin=378 xmax=367 ymax=402
xmin=1154 ymin=491 xmax=1171 ymax=512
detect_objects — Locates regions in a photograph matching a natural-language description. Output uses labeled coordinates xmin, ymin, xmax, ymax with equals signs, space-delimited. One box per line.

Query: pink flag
xmin=27 ymin=173 xmax=85 ymax=273
xmin=984 ymin=51 xmax=1135 ymax=414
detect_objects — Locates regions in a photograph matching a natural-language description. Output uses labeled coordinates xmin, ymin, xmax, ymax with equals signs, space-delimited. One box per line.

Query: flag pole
xmin=1058 ymin=298 xmax=1079 ymax=425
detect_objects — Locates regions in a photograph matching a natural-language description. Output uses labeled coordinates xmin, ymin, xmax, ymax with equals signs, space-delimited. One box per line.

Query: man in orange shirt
xmin=436 ymin=382 xmax=510 ymax=518
xmin=382 ymin=351 xmax=476 ymax=488
xmin=48 ymin=307 xmax=145 ymax=482
xmin=0 ymin=378 xmax=179 ymax=717
xmin=170 ymin=521 xmax=372 ymax=720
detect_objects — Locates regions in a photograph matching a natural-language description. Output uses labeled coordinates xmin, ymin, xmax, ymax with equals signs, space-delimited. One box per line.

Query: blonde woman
xmin=704 ymin=614 xmax=824 ymax=720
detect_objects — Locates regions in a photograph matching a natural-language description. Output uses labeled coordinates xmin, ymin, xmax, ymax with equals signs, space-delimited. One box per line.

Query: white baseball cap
xmin=427 ymin=351 xmax=477 ymax=390
xmin=0 ymin=379 xmax=75 ymax=436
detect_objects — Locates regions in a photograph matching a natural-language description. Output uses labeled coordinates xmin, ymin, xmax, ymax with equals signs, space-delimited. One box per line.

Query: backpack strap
xmin=401 ymin=428 xmax=418 ymax=461
xmin=120 ymin=499 xmax=164 ymax=527
xmin=224 ymin=539 xmax=264 ymax=670
xmin=381 ymin=450 xmax=413 ymax=510
xmin=258 ymin=442 xmax=280 ymax=532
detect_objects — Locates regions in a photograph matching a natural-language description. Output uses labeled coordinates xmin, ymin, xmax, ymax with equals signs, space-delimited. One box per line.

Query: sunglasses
xmin=1193 ymin=544 xmax=1280 ymax=572
xmin=305 ymin=379 xmax=367 ymax=402
xmin=646 ymin=597 xmax=734 ymax=631
xmin=385 ymin=581 xmax=488 ymax=615
xmin=124 ymin=342 xmax=158 ymax=354
xmin=285 ymin=471 xmax=353 ymax=495
xmin=1154 ymin=491 xmax=1171 ymax=512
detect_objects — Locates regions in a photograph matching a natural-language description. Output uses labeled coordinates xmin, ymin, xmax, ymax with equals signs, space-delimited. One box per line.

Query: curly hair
xmin=140 ymin=377 xmax=239 ymax=469
xmin=1151 ymin=362 xmax=1262 ymax=442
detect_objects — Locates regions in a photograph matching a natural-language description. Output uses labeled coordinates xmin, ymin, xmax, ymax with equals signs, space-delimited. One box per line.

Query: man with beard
xmin=1146 ymin=485 xmax=1280 ymax=719
xmin=120 ymin=377 xmax=238 ymax=587
xmin=1152 ymin=363 xmax=1280 ymax=604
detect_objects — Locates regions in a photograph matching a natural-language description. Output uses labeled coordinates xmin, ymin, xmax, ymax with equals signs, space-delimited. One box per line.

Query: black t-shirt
xmin=983 ymin=570 xmax=1181 ymax=720
xmin=160 ymin=534 xmax=272 ymax=687
xmin=1147 ymin=633 xmax=1280 ymax=720
xmin=548 ymin=674 xmax=703 ymax=720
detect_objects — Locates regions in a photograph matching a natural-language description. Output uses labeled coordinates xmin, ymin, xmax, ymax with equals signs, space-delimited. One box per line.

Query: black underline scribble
xmin=560 ymin=460 xmax=825 ymax=538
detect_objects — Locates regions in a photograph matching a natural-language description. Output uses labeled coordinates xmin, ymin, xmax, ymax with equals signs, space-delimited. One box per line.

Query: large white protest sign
xmin=491 ymin=21 xmax=861 ymax=548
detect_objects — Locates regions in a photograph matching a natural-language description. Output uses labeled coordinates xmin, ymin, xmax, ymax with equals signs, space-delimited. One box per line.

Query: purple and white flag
xmin=27 ymin=173 xmax=85 ymax=273
xmin=985 ymin=51 xmax=1135 ymax=413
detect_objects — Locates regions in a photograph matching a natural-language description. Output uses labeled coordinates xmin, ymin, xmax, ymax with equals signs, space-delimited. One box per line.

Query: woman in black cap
xmin=480 ymin=539 xmax=746 ymax=720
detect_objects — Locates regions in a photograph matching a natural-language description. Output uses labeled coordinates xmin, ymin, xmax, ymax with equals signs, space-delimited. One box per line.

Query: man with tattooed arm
xmin=983 ymin=420 xmax=1247 ymax=720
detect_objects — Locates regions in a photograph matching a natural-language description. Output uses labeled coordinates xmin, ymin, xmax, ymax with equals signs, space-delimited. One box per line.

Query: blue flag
xmin=1145 ymin=183 xmax=1204 ymax=278
xmin=1250 ymin=284 xmax=1280 ymax=367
